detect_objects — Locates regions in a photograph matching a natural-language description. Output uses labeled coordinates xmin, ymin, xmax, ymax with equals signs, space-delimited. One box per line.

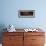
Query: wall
xmin=0 ymin=0 xmax=46 ymax=31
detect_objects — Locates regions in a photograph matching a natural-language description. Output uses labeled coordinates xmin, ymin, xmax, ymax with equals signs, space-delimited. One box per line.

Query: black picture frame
xmin=18 ymin=10 xmax=35 ymax=18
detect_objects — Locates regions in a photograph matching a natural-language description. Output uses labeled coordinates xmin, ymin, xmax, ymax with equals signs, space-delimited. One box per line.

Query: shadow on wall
xmin=0 ymin=24 xmax=7 ymax=43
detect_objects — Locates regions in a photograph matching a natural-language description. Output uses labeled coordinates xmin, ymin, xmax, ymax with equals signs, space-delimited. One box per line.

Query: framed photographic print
xmin=18 ymin=10 xmax=35 ymax=18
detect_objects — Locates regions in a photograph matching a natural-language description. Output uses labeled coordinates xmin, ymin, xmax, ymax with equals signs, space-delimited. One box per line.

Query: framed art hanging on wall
xmin=18 ymin=10 xmax=35 ymax=18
